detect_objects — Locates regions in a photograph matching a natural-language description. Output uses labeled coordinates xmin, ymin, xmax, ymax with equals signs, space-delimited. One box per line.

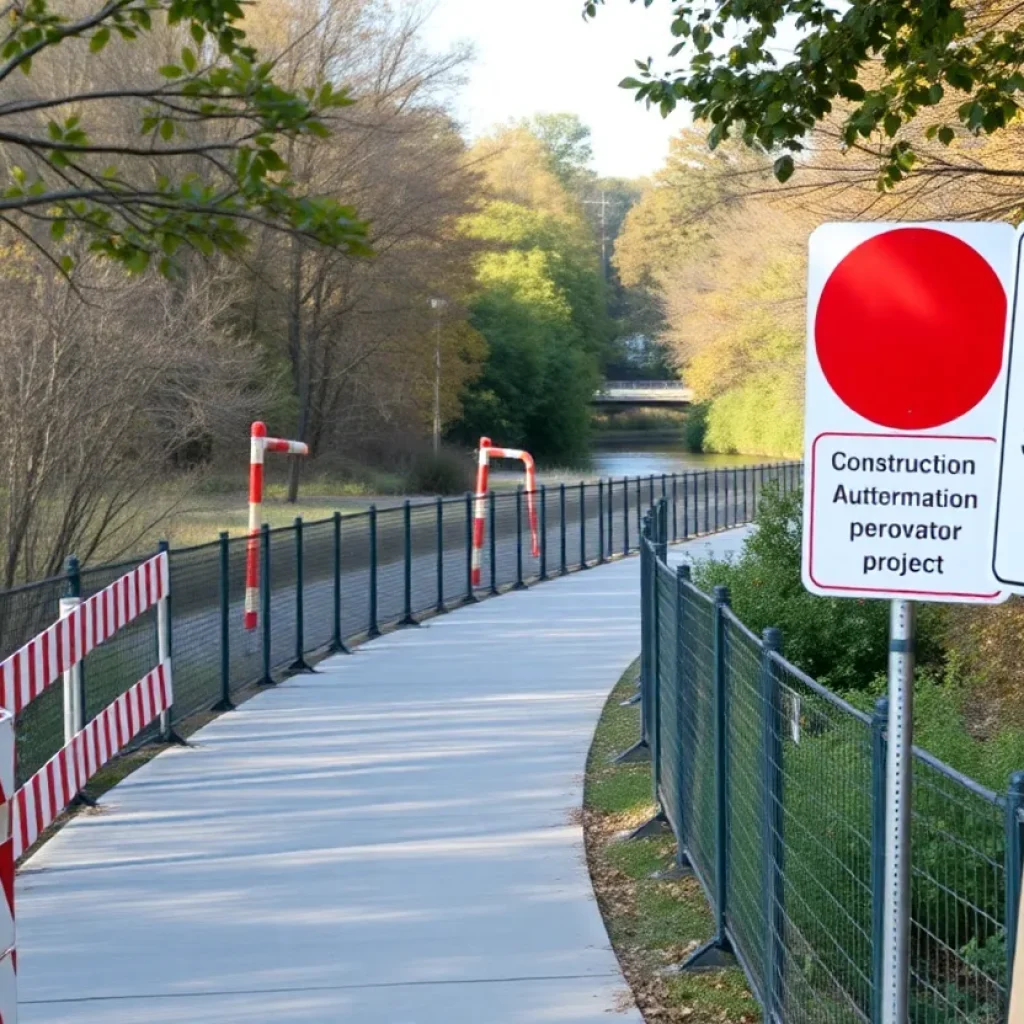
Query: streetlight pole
xmin=430 ymin=297 xmax=447 ymax=455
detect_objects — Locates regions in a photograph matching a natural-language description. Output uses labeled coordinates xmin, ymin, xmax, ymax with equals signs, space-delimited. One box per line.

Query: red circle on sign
xmin=815 ymin=227 xmax=1006 ymax=430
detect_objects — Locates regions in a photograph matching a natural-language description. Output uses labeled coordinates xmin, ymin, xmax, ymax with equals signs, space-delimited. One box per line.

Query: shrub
xmin=683 ymin=401 xmax=710 ymax=452
xmin=402 ymin=447 xmax=473 ymax=496
xmin=702 ymin=371 xmax=802 ymax=457
xmin=691 ymin=484 xmax=944 ymax=691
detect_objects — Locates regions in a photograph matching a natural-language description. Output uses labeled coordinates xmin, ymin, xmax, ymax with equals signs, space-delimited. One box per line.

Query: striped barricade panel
xmin=0 ymin=552 xmax=169 ymax=716
xmin=12 ymin=660 xmax=172 ymax=859
xmin=0 ymin=710 xmax=14 ymax=1024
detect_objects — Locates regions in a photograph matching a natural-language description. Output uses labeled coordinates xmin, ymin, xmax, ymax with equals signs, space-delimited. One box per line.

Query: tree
xmin=587 ymin=0 xmax=1024 ymax=188
xmin=453 ymin=126 xmax=610 ymax=462
xmin=233 ymin=0 xmax=483 ymax=500
xmin=0 ymin=0 xmax=371 ymax=274
xmin=524 ymin=112 xmax=595 ymax=193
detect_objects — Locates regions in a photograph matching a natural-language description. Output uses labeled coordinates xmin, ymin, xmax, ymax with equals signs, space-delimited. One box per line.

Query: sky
xmin=419 ymin=0 xmax=690 ymax=180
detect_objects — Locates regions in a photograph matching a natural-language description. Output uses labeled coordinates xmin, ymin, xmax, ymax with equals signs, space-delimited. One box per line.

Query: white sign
xmin=994 ymin=229 xmax=1024 ymax=591
xmin=802 ymin=222 xmax=1013 ymax=604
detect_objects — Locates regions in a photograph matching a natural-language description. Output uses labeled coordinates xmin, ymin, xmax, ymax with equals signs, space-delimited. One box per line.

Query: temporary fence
xmin=0 ymin=709 xmax=13 ymax=1024
xmin=635 ymin=493 xmax=1017 ymax=1024
xmin=0 ymin=463 xmax=800 ymax=811
xmin=0 ymin=551 xmax=173 ymax=1021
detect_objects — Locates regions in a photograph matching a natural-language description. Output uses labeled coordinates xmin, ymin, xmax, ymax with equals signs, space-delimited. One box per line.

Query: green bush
xmin=402 ymin=447 xmax=473 ymax=496
xmin=683 ymin=400 xmax=709 ymax=452
xmin=702 ymin=371 xmax=802 ymax=457
xmin=691 ymin=483 xmax=943 ymax=691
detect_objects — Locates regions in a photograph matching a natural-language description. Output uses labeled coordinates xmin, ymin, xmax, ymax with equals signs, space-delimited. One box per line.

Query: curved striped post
xmin=471 ymin=439 xmax=491 ymax=588
xmin=244 ymin=422 xmax=308 ymax=631
xmin=471 ymin=437 xmax=540 ymax=588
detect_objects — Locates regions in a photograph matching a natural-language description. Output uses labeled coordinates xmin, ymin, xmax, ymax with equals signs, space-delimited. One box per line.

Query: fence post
xmin=560 ymin=484 xmax=568 ymax=575
xmin=607 ymin=477 xmax=614 ymax=557
xmin=368 ymin=506 xmax=380 ymax=638
xmin=614 ymin=516 xmax=651 ymax=765
xmin=290 ymin=518 xmax=313 ymax=671
xmin=661 ymin=472 xmax=667 ymax=501
xmin=598 ymin=480 xmax=605 ymax=564
xmin=674 ymin=563 xmax=693 ymax=865
xmin=157 ymin=539 xmax=175 ymax=741
xmin=649 ymin=525 xmax=662 ymax=807
xmin=436 ymin=497 xmax=445 ymax=615
xmin=540 ymin=484 xmax=548 ymax=580
xmin=464 ymin=493 xmax=477 ymax=604
xmin=636 ymin=477 xmax=642 ymax=539
xmin=216 ymin=532 xmax=234 ymax=710
xmin=671 ymin=474 xmax=678 ymax=541
xmin=622 ymin=477 xmax=629 ymax=556
xmin=760 ymin=627 xmax=785 ymax=1023
xmin=61 ymin=556 xmax=84 ymax=742
xmin=330 ymin=512 xmax=350 ymax=654
xmin=260 ymin=524 xmax=273 ymax=685
xmin=1006 ymin=771 xmax=1024 ymax=1004
xmin=489 ymin=490 xmax=499 ymax=595
xmin=703 ymin=472 xmax=710 ymax=534
xmin=400 ymin=500 xmax=418 ymax=626
xmin=657 ymin=498 xmax=669 ymax=562
xmin=723 ymin=468 xmax=730 ymax=528
xmin=649 ymin=474 xmax=655 ymax=507
xmin=871 ymin=696 xmax=889 ymax=1024
xmin=682 ymin=475 xmax=690 ymax=540
xmin=714 ymin=469 xmax=720 ymax=532
xmin=515 ymin=487 xmax=526 ymax=590
xmin=579 ymin=481 xmax=587 ymax=569
xmin=682 ymin=584 xmax=734 ymax=969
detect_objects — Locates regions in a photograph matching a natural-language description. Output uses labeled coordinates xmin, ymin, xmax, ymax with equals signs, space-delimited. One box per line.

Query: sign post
xmin=802 ymin=223 xmax=1012 ymax=1022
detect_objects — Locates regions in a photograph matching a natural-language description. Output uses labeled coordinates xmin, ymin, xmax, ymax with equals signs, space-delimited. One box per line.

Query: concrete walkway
xmin=15 ymin=530 xmax=750 ymax=1024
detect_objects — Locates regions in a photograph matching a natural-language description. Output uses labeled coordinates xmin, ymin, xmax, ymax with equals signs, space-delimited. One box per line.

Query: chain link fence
xmin=0 ymin=463 xmax=798 ymax=793
xmin=637 ymin=490 xmax=1020 ymax=1024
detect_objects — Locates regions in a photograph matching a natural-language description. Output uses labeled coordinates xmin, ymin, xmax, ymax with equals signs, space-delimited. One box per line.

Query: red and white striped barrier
xmin=12 ymin=661 xmax=171 ymax=859
xmin=471 ymin=437 xmax=540 ymax=587
xmin=0 ymin=710 xmax=15 ymax=1024
xmin=0 ymin=552 xmax=169 ymax=717
xmin=245 ymin=421 xmax=309 ymax=631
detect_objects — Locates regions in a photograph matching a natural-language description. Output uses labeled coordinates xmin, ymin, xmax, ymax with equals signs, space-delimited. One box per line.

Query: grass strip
xmin=584 ymin=659 xmax=760 ymax=1023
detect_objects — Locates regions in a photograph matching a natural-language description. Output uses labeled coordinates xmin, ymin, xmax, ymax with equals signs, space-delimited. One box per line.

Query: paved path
xmin=15 ymin=530 xmax=750 ymax=1024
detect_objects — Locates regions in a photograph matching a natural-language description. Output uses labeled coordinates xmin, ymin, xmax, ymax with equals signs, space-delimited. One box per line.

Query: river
xmin=588 ymin=439 xmax=762 ymax=479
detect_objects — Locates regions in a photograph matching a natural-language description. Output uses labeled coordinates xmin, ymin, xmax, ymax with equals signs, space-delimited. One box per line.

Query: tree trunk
xmin=286 ymin=239 xmax=306 ymax=504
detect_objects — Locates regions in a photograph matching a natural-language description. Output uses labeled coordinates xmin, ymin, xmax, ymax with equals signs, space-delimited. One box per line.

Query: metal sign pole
xmin=882 ymin=598 xmax=915 ymax=1022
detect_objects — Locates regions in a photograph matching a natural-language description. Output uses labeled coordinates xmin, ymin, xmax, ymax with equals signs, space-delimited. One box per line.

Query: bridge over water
xmin=593 ymin=380 xmax=694 ymax=408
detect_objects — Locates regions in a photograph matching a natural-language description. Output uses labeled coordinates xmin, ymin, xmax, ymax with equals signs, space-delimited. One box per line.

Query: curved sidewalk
xmin=16 ymin=530 xmax=749 ymax=1024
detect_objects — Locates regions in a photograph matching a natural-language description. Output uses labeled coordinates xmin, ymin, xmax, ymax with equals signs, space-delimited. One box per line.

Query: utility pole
xmin=430 ymin=297 xmax=447 ymax=454
xmin=582 ymin=191 xmax=621 ymax=282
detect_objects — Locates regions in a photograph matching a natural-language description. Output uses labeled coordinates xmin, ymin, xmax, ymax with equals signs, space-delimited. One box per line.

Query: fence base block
xmin=670 ymin=937 xmax=735 ymax=974
xmin=651 ymin=854 xmax=694 ymax=882
xmin=70 ymin=791 xmax=98 ymax=810
xmin=162 ymin=729 xmax=190 ymax=747
xmin=328 ymin=639 xmax=353 ymax=656
xmin=611 ymin=738 xmax=649 ymax=765
xmin=213 ymin=697 xmax=236 ymax=712
xmin=398 ymin=615 xmax=421 ymax=628
xmin=620 ymin=691 xmax=642 ymax=707
xmin=616 ymin=812 xmax=671 ymax=843
xmin=288 ymin=658 xmax=316 ymax=674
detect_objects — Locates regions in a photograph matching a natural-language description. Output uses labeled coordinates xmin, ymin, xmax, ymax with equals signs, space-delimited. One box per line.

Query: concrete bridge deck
xmin=16 ymin=530 xmax=748 ymax=1024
